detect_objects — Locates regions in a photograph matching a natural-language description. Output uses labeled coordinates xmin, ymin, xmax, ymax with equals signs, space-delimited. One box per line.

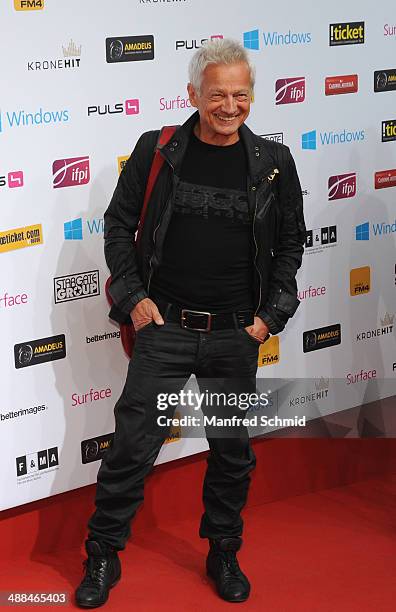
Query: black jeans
xmin=87 ymin=316 xmax=260 ymax=551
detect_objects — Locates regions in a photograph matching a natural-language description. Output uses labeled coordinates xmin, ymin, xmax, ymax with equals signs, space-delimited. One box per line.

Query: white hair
xmin=188 ymin=38 xmax=255 ymax=93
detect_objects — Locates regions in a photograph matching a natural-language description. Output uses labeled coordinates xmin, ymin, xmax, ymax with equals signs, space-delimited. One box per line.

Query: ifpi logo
xmin=328 ymin=173 xmax=356 ymax=200
xmin=275 ymin=77 xmax=305 ymax=105
xmin=52 ymin=156 xmax=90 ymax=189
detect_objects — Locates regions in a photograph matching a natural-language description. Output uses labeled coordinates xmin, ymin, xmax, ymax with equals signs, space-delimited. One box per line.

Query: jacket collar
xmin=160 ymin=110 xmax=274 ymax=182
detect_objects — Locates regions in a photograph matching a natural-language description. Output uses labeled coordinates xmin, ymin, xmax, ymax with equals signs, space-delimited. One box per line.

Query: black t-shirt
xmin=149 ymin=131 xmax=254 ymax=313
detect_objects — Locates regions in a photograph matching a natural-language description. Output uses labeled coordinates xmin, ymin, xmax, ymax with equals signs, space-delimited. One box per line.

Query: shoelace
xmin=81 ymin=557 xmax=108 ymax=587
xmin=220 ymin=551 xmax=241 ymax=578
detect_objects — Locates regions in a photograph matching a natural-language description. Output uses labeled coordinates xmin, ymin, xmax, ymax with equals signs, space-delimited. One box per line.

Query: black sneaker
xmin=206 ymin=537 xmax=250 ymax=602
xmin=75 ymin=540 xmax=121 ymax=608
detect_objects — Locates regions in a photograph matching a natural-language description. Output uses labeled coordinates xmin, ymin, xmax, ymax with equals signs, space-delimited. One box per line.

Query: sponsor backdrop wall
xmin=1 ymin=0 xmax=395 ymax=511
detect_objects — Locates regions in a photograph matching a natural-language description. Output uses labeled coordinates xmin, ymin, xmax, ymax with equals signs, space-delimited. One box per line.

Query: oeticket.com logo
xmin=14 ymin=334 xmax=66 ymax=369
xmin=303 ymin=324 xmax=341 ymax=353
xmin=275 ymin=77 xmax=305 ymax=105
xmin=0 ymin=224 xmax=43 ymax=254
xmin=52 ymin=156 xmax=90 ymax=188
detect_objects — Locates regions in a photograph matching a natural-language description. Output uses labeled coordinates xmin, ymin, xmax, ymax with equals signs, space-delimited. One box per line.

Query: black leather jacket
xmin=104 ymin=111 xmax=306 ymax=335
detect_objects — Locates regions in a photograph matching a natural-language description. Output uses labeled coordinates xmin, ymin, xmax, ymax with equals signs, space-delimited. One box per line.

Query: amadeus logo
xmin=88 ymin=98 xmax=140 ymax=117
xmin=52 ymin=156 xmax=90 ymax=188
xmin=303 ymin=324 xmax=341 ymax=353
xmin=350 ymin=266 xmax=370 ymax=296
xmin=16 ymin=447 xmax=59 ymax=479
xmin=54 ymin=270 xmax=100 ymax=304
xmin=27 ymin=39 xmax=81 ymax=71
xmin=382 ymin=119 xmax=396 ymax=142
xmin=329 ymin=21 xmax=364 ymax=46
xmin=374 ymin=69 xmax=396 ymax=92
xmin=325 ymin=74 xmax=358 ymax=96
xmin=301 ymin=128 xmax=364 ymax=150
xmin=243 ymin=28 xmax=311 ymax=50
xmin=81 ymin=433 xmax=114 ymax=464
xmin=0 ymin=107 xmax=69 ymax=133
xmin=375 ymin=169 xmax=396 ymax=189
xmin=275 ymin=77 xmax=305 ymax=104
xmin=175 ymin=34 xmax=223 ymax=51
xmin=0 ymin=170 xmax=24 ymax=189
xmin=305 ymin=226 xmax=337 ymax=253
xmin=14 ymin=334 xmax=66 ymax=369
xmin=64 ymin=217 xmax=103 ymax=240
xmin=328 ymin=173 xmax=356 ymax=201
xmin=260 ymin=132 xmax=284 ymax=144
xmin=106 ymin=35 xmax=154 ymax=62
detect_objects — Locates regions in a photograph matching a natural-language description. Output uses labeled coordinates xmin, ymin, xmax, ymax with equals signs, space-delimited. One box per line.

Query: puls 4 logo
xmin=87 ymin=98 xmax=140 ymax=117
xmin=0 ymin=171 xmax=24 ymax=189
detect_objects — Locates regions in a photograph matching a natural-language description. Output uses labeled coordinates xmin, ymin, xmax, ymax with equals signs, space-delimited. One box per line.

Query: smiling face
xmin=187 ymin=61 xmax=252 ymax=146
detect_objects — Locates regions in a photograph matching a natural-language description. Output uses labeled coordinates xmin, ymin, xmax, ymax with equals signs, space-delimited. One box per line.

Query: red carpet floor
xmin=1 ymin=473 xmax=395 ymax=611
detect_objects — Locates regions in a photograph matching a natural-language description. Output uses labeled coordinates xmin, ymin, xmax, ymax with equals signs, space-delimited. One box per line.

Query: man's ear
xmin=187 ymin=82 xmax=198 ymax=108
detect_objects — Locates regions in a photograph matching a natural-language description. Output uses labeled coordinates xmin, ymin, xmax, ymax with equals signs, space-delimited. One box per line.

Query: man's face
xmin=188 ymin=61 xmax=252 ymax=144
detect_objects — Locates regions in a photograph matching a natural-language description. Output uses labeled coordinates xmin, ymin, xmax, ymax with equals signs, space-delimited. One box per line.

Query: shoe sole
xmin=206 ymin=568 xmax=250 ymax=603
xmin=75 ymin=574 xmax=121 ymax=609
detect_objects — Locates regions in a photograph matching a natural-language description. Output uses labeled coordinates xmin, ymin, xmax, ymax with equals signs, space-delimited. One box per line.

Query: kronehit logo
xmin=301 ymin=128 xmax=364 ymax=150
xmin=329 ymin=21 xmax=364 ymax=46
xmin=243 ymin=28 xmax=311 ymax=50
xmin=52 ymin=156 xmax=90 ymax=188
xmin=275 ymin=77 xmax=305 ymax=105
xmin=64 ymin=218 xmax=104 ymax=240
xmin=0 ymin=107 xmax=69 ymax=133
xmin=328 ymin=173 xmax=356 ymax=200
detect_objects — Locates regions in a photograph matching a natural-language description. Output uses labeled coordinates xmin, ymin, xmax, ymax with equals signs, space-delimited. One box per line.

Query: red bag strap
xmin=135 ymin=125 xmax=178 ymax=247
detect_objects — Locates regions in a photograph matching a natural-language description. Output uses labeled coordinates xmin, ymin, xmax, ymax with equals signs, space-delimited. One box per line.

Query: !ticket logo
xmin=275 ymin=77 xmax=305 ymax=105
xmin=374 ymin=169 xmax=396 ymax=189
xmin=52 ymin=156 xmax=90 ymax=189
xmin=325 ymin=74 xmax=358 ymax=95
xmin=328 ymin=173 xmax=356 ymax=200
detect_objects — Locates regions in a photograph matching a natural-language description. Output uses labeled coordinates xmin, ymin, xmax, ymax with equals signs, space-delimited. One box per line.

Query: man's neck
xmin=193 ymin=122 xmax=240 ymax=146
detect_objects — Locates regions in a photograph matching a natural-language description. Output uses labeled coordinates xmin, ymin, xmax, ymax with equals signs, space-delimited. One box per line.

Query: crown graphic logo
xmin=380 ymin=312 xmax=394 ymax=326
xmin=62 ymin=39 xmax=82 ymax=57
xmin=315 ymin=377 xmax=329 ymax=391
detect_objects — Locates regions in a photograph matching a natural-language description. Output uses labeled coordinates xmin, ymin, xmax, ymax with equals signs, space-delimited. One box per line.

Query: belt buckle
xmin=181 ymin=309 xmax=212 ymax=332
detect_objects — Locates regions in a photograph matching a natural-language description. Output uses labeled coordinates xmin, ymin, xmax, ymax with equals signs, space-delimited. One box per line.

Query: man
xmin=75 ymin=38 xmax=305 ymax=608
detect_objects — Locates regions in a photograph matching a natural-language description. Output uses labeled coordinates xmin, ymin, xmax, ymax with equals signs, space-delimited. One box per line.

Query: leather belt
xmin=155 ymin=298 xmax=254 ymax=332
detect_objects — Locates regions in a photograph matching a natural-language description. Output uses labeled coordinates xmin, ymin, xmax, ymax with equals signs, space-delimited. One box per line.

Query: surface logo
xmin=350 ymin=266 xmax=370 ymax=296
xmin=0 ymin=171 xmax=24 ymax=189
xmin=52 ymin=156 xmax=90 ymax=188
xmin=16 ymin=447 xmax=58 ymax=478
xmin=258 ymin=336 xmax=279 ymax=367
xmin=328 ymin=173 xmax=356 ymax=200
xmin=14 ymin=0 xmax=44 ymax=10
xmin=106 ymin=36 xmax=154 ymax=62
xmin=14 ymin=334 xmax=66 ymax=369
xmin=275 ymin=77 xmax=305 ymax=105
xmin=329 ymin=22 xmax=364 ymax=46
xmin=81 ymin=434 xmax=114 ymax=464
xmin=303 ymin=324 xmax=341 ymax=353
xmin=64 ymin=217 xmax=104 ymax=240
xmin=375 ymin=169 xmax=396 ymax=189
xmin=382 ymin=120 xmax=396 ymax=142
xmin=0 ymin=224 xmax=43 ymax=254
xmin=0 ymin=107 xmax=69 ymax=133
xmin=301 ymin=128 xmax=364 ymax=150
xmin=54 ymin=270 xmax=100 ymax=304
xmin=325 ymin=74 xmax=358 ymax=95
xmin=374 ymin=69 xmax=396 ymax=92
xmin=87 ymin=98 xmax=140 ymax=117
xmin=243 ymin=28 xmax=311 ymax=50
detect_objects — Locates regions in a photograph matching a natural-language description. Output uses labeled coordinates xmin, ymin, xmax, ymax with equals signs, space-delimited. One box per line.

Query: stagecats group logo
xmin=329 ymin=21 xmax=365 ymax=46
xmin=14 ymin=0 xmax=44 ymax=10
xmin=374 ymin=69 xmax=396 ymax=92
xmin=81 ymin=433 xmax=114 ymax=464
xmin=175 ymin=34 xmax=223 ymax=51
xmin=54 ymin=270 xmax=100 ymax=304
xmin=325 ymin=74 xmax=358 ymax=96
xmin=52 ymin=156 xmax=90 ymax=188
xmin=27 ymin=40 xmax=81 ymax=71
xmin=0 ymin=224 xmax=43 ymax=254
xmin=16 ymin=447 xmax=58 ymax=480
xmin=305 ymin=226 xmax=337 ymax=253
xmin=382 ymin=120 xmax=396 ymax=142
xmin=106 ymin=36 xmax=154 ymax=63
xmin=0 ymin=170 xmax=24 ymax=189
xmin=88 ymin=99 xmax=140 ymax=117
xmin=303 ymin=324 xmax=341 ymax=353
xmin=275 ymin=77 xmax=305 ymax=105
xmin=328 ymin=172 xmax=356 ymax=200
xmin=350 ymin=266 xmax=370 ymax=296
xmin=14 ymin=334 xmax=66 ymax=369
xmin=258 ymin=336 xmax=279 ymax=367
xmin=375 ymin=169 xmax=396 ymax=189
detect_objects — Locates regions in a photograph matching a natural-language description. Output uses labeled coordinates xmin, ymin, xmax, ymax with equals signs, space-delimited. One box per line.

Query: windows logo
xmin=301 ymin=130 xmax=317 ymax=150
xmin=243 ymin=29 xmax=259 ymax=50
xmin=355 ymin=222 xmax=370 ymax=241
xmin=64 ymin=218 xmax=83 ymax=240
